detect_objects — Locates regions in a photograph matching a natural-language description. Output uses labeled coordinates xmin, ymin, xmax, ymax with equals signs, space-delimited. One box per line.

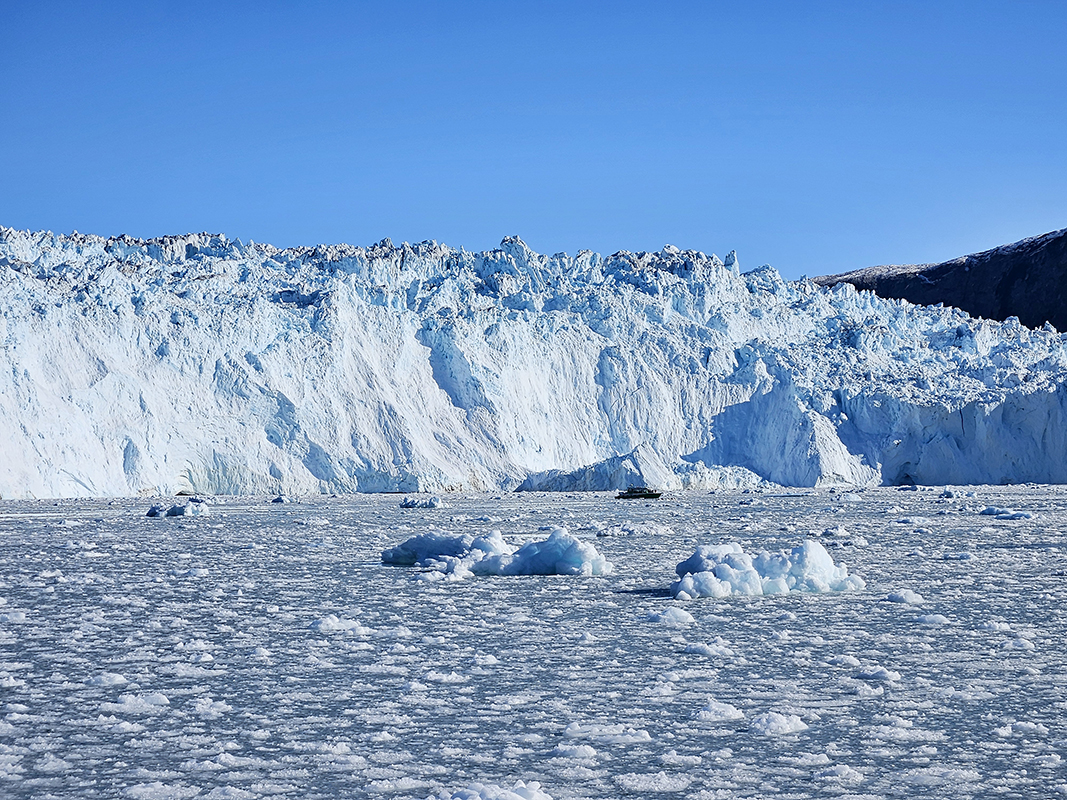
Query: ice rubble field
xmin=1 ymin=487 xmax=1066 ymax=799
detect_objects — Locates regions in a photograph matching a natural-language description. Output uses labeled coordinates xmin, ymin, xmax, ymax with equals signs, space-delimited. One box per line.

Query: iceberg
xmin=382 ymin=527 xmax=612 ymax=578
xmin=2 ymin=227 xmax=1067 ymax=497
xmin=671 ymin=540 xmax=865 ymax=599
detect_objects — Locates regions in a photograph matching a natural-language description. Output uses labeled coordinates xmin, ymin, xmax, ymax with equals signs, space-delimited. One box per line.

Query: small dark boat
xmin=616 ymin=486 xmax=661 ymax=500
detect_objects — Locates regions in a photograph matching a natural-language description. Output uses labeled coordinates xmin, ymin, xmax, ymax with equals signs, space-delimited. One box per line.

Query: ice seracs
xmin=3 ymin=226 xmax=1067 ymax=498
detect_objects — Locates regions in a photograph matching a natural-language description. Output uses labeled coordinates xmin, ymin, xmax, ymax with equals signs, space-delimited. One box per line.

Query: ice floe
xmin=750 ymin=712 xmax=809 ymax=735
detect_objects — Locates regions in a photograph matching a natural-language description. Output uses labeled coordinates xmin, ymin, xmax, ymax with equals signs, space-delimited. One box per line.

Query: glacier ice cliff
xmin=2 ymin=227 xmax=1067 ymax=498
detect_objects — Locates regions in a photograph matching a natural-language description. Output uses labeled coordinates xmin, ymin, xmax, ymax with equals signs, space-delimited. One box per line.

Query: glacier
xmin=2 ymin=226 xmax=1067 ymax=498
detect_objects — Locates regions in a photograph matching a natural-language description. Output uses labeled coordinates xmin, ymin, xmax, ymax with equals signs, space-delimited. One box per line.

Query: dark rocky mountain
xmin=814 ymin=228 xmax=1067 ymax=331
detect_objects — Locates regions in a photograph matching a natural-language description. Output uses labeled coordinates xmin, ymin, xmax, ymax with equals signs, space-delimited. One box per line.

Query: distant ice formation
xmin=382 ymin=527 xmax=612 ymax=579
xmin=3 ymin=226 xmax=1067 ymax=497
xmin=671 ymin=540 xmax=864 ymax=599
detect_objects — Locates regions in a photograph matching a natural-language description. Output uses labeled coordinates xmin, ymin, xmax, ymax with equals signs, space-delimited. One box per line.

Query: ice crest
xmin=3 ymin=226 xmax=1067 ymax=497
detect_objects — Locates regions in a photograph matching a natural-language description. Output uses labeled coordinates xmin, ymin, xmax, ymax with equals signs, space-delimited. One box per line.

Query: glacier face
xmin=2 ymin=226 xmax=1067 ymax=498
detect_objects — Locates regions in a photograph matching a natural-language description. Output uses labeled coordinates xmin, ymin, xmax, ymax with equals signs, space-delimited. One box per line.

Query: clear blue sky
xmin=3 ymin=1 xmax=1065 ymax=278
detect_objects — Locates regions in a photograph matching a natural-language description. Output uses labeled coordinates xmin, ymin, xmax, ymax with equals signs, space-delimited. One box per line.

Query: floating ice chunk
xmin=857 ymin=665 xmax=902 ymax=682
xmin=427 ymin=782 xmax=553 ymax=800
xmin=309 ymin=615 xmax=370 ymax=635
xmin=100 ymin=692 xmax=171 ymax=714
xmin=694 ymin=698 xmax=744 ymax=722
xmin=1032 ymin=753 xmax=1062 ymax=767
xmin=886 ymin=589 xmax=924 ymax=604
xmin=271 ymin=495 xmax=291 ymax=504
xmin=473 ymin=529 xmax=613 ymax=576
xmin=86 ymin=672 xmax=128 ymax=686
xmin=400 ymin=495 xmax=445 ymax=509
xmin=382 ymin=532 xmax=493 ymax=566
xmin=994 ymin=720 xmax=1049 ymax=738
xmin=750 ymin=712 xmax=808 ymax=735
xmin=1001 ymin=637 xmax=1036 ymax=650
xmin=646 ymin=607 xmax=695 ymax=627
xmin=563 ymin=721 xmax=652 ymax=744
xmin=818 ymin=525 xmax=849 ymax=538
xmin=424 ymin=670 xmax=468 ymax=684
xmin=916 ymin=614 xmax=950 ymax=625
xmin=659 ymin=749 xmax=702 ymax=766
xmin=158 ymin=502 xmax=210 ymax=517
xmin=384 ymin=528 xmax=611 ymax=578
xmin=191 ymin=696 xmax=232 ymax=718
xmin=895 ymin=517 xmax=929 ymax=526
xmin=551 ymin=743 xmax=597 ymax=758
xmin=596 ymin=521 xmax=674 ymax=538
xmin=614 ymin=772 xmax=692 ymax=792
xmin=814 ymin=764 xmax=864 ymax=782
xmin=202 ymin=788 xmax=259 ymax=799
xmin=979 ymin=620 xmax=1011 ymax=632
xmin=826 ymin=654 xmax=861 ymax=667
xmin=683 ymin=638 xmax=734 ymax=657
xmin=979 ymin=506 xmax=1033 ymax=520
xmin=125 ymin=783 xmax=202 ymax=799
xmin=671 ymin=540 xmax=863 ymax=599
xmin=898 ymin=766 xmax=979 ymax=785
xmin=169 ymin=567 xmax=209 ymax=578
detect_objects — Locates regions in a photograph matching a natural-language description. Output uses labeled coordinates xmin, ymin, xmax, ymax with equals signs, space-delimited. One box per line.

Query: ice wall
xmin=2 ymin=227 xmax=1066 ymax=497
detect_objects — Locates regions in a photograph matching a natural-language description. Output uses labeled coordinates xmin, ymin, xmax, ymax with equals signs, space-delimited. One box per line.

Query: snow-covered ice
xmin=5 ymin=228 xmax=1067 ymax=498
xmin=0 ymin=485 xmax=1065 ymax=798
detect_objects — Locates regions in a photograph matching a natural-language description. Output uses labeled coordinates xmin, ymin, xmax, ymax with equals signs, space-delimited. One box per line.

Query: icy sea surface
xmin=1 ymin=487 xmax=1065 ymax=799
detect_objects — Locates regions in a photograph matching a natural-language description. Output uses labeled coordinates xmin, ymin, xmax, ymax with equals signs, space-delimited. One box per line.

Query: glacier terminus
xmin=2 ymin=226 xmax=1066 ymax=499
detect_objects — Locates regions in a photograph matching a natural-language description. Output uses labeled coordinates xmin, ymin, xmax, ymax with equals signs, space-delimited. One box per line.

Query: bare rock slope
xmin=815 ymin=228 xmax=1067 ymax=331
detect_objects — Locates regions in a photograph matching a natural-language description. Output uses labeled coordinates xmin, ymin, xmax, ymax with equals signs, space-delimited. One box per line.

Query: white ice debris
xmin=427 ymin=782 xmax=553 ymax=800
xmin=99 ymin=693 xmax=171 ymax=714
xmin=886 ymin=589 xmax=925 ymax=605
xmin=683 ymin=638 xmax=735 ymax=657
xmin=671 ymin=540 xmax=864 ymax=599
xmin=979 ymin=506 xmax=1033 ymax=520
xmin=400 ymin=495 xmax=445 ymax=509
xmin=646 ymin=606 xmax=695 ymax=626
xmin=146 ymin=500 xmax=210 ymax=517
xmin=382 ymin=527 xmax=612 ymax=578
xmin=4 ymin=227 xmax=1067 ymax=498
xmin=750 ymin=712 xmax=809 ymax=735
xmin=86 ymin=672 xmax=128 ymax=686
xmin=309 ymin=614 xmax=370 ymax=634
xmin=693 ymin=698 xmax=745 ymax=721
xmin=563 ymin=722 xmax=652 ymax=744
